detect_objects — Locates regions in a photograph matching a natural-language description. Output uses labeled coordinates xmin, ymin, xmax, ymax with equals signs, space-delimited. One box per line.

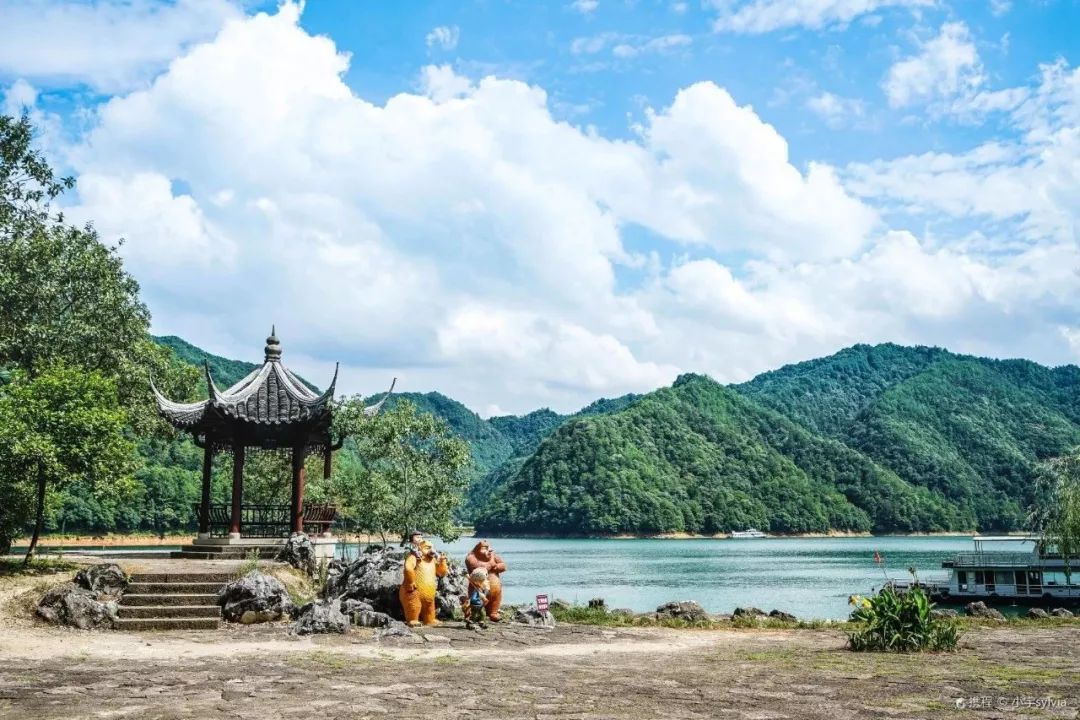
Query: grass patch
xmin=434 ymin=654 xmax=459 ymax=665
xmin=285 ymin=651 xmax=369 ymax=670
xmin=0 ymin=558 xmax=78 ymax=578
xmin=262 ymin=565 xmax=318 ymax=607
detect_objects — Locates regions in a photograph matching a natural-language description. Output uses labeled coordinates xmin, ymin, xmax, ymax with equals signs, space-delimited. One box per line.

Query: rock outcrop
xmin=513 ymin=604 xmax=556 ymax=627
xmin=1027 ymin=608 xmax=1050 ymax=619
xmin=732 ymin=606 xmax=767 ymax=618
xmin=964 ymin=601 xmax=1006 ymax=621
xmin=37 ymin=584 xmax=118 ymax=629
xmin=768 ymin=609 xmax=797 ymax=622
xmin=325 ymin=546 xmax=466 ymax=621
xmin=931 ymin=608 xmax=959 ymax=620
xmin=217 ymin=571 xmax=294 ymax=624
xmin=74 ymin=563 xmax=127 ymax=595
xmin=1051 ymin=608 xmax=1074 ymax=618
xmin=655 ymin=601 xmax=709 ymax=623
xmin=292 ymin=599 xmax=348 ymax=635
xmin=276 ymin=533 xmax=317 ymax=576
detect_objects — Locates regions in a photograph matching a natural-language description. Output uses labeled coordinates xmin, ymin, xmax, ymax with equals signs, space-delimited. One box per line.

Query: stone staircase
xmin=170 ymin=542 xmax=283 ymax=561
xmin=117 ymin=572 xmax=229 ymax=631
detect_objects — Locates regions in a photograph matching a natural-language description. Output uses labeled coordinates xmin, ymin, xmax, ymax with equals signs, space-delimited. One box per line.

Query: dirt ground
xmin=1 ymin=570 xmax=1078 ymax=720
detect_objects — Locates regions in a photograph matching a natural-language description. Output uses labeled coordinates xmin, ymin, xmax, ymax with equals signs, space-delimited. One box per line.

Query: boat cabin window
xmin=994 ymin=571 xmax=1012 ymax=586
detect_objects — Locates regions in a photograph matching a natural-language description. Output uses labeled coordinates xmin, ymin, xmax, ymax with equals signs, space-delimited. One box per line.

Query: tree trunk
xmin=23 ymin=465 xmax=46 ymax=564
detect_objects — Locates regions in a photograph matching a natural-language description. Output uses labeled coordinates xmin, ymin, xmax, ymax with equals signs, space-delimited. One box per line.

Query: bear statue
xmin=399 ymin=541 xmax=449 ymax=626
xmin=465 ymin=540 xmax=507 ymax=622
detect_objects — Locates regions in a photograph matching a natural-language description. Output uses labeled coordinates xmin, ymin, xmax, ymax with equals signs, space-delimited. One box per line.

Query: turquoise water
xmin=22 ymin=535 xmax=975 ymax=619
xmin=400 ymin=535 xmax=972 ymax=620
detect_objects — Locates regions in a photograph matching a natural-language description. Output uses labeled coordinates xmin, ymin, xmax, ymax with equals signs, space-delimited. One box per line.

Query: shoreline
xmin=12 ymin=529 xmax=987 ymax=548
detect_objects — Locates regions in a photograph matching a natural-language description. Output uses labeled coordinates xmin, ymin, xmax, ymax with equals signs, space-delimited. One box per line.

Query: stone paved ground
xmin=1 ymin=618 xmax=1077 ymax=720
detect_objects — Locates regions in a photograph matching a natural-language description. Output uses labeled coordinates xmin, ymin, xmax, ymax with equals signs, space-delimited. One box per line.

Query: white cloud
xmin=570 ymin=0 xmax=599 ymax=14
xmin=2 ymin=79 xmax=38 ymax=115
xmin=806 ymin=91 xmax=867 ymax=128
xmin=425 ymin=25 xmax=460 ymax=51
xmin=612 ymin=34 xmax=692 ymax=59
xmin=49 ymin=3 xmax=1080 ymax=413
xmin=0 ymin=0 xmax=240 ymax=92
xmin=711 ymin=0 xmax=933 ymax=34
xmin=883 ymin=22 xmax=983 ymax=108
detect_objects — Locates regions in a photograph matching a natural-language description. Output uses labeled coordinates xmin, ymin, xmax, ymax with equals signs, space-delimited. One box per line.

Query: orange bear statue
xmin=465 ymin=540 xmax=507 ymax=621
xmin=400 ymin=541 xmax=449 ymax=626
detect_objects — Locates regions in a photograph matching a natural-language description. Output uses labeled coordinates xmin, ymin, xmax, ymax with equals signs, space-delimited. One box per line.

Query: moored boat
xmin=730 ymin=528 xmax=768 ymax=539
xmin=894 ymin=535 xmax=1080 ymax=607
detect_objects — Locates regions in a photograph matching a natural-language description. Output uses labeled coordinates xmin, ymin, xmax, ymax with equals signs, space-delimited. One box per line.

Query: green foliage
xmin=847 ymin=586 xmax=960 ymax=653
xmin=0 ymin=366 xmax=137 ymax=558
xmin=337 ymin=397 xmax=472 ymax=542
xmin=1030 ymin=448 xmax=1080 ymax=583
xmin=476 ymin=374 xmax=956 ymax=535
xmin=153 ymin=334 xmax=317 ymax=392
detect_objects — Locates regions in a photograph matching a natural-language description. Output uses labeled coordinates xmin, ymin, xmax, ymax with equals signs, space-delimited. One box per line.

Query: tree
xmin=1030 ymin=449 xmax=1080 ymax=583
xmin=0 ymin=114 xmax=73 ymax=234
xmin=331 ymin=447 xmax=396 ymax=544
xmin=335 ymin=398 xmax=471 ymax=543
xmin=0 ymin=365 xmax=136 ymax=562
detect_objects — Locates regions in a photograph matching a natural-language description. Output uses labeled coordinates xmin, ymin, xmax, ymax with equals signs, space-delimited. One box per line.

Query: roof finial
xmin=265 ymin=325 xmax=282 ymax=361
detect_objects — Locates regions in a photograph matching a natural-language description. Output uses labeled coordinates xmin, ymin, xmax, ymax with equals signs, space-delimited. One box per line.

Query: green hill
xmin=474 ymin=373 xmax=957 ymax=535
xmin=153 ymin=335 xmax=318 ymax=392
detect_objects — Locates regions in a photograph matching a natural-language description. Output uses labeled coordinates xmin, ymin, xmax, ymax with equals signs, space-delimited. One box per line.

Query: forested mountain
xmin=45 ymin=336 xmax=1080 ymax=537
xmin=154 ymin=335 xmax=317 ymax=391
xmin=475 ymin=374 xmax=958 ymax=535
xmin=478 ymin=345 xmax=1080 ymax=535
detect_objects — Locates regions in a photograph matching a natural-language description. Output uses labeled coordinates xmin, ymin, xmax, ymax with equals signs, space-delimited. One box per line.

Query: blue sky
xmin=1 ymin=0 xmax=1079 ymax=415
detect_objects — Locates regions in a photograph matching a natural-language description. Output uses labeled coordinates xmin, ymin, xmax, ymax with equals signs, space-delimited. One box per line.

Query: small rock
xmin=611 ymin=608 xmax=635 ymax=618
xmin=340 ymin=598 xmax=374 ymax=616
xmin=552 ymin=598 xmax=572 ymax=611
xmin=1027 ymin=608 xmax=1050 ymax=619
xmin=1050 ymin=608 xmax=1074 ymax=618
xmin=733 ymin=606 xmax=767 ymax=618
xmin=964 ymin=601 xmax=1005 ymax=621
xmin=352 ymin=610 xmax=395 ymax=628
xmin=276 ymin=533 xmax=317 ymax=576
xmin=376 ymin=622 xmax=415 ymax=639
xmin=292 ymin=599 xmax=349 ymax=635
xmin=514 ymin=604 xmax=556 ymax=627
xmin=588 ymin=597 xmax=606 ymax=609
xmin=768 ymin=609 xmax=797 ymax=622
xmin=217 ymin=571 xmax=294 ymax=623
xmin=930 ymin=608 xmax=959 ymax=620
xmin=73 ymin=564 xmax=127 ymax=596
xmin=37 ymin=583 xmax=117 ymax=630
xmin=655 ymin=601 xmax=709 ymax=623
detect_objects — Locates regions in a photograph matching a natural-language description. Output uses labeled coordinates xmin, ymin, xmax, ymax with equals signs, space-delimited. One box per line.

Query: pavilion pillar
xmin=291 ymin=444 xmax=306 ymax=534
xmin=229 ymin=444 xmax=245 ymax=538
xmin=198 ymin=444 xmax=213 ymax=538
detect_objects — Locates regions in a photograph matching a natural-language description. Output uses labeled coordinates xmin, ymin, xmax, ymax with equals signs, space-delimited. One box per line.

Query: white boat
xmin=730 ymin=528 xmax=768 ymax=539
xmin=895 ymin=535 xmax=1080 ymax=607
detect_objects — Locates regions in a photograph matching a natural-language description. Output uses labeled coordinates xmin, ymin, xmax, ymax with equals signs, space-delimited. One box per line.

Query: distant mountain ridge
xmin=153 ymin=336 xmax=1080 ymax=534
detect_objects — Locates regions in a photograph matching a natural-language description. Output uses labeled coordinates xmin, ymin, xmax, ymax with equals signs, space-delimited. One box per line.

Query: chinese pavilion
xmin=152 ymin=328 xmax=393 ymax=543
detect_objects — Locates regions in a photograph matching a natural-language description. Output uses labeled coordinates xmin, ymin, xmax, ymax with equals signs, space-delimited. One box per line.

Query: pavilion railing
xmin=193 ymin=503 xmax=337 ymax=538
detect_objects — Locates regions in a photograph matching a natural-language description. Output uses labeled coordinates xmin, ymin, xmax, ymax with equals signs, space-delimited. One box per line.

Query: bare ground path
xmin=1 ymin=568 xmax=1078 ymax=719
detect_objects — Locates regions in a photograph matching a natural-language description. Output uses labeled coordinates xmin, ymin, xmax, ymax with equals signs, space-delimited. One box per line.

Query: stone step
xmin=129 ymin=572 xmax=233 ymax=584
xmin=121 ymin=593 xmax=220 ymax=607
xmin=126 ymin=582 xmax=225 ymax=594
xmin=180 ymin=544 xmax=282 ymax=554
xmin=119 ymin=605 xmax=222 ymax=619
xmin=115 ymin=617 xmax=220 ymax=631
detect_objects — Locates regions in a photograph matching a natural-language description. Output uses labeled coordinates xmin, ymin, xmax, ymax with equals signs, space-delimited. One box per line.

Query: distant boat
xmin=730 ymin=528 xmax=768 ymax=539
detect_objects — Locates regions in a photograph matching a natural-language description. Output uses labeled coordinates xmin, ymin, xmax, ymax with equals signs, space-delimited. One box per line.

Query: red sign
xmin=536 ymin=594 xmax=549 ymax=612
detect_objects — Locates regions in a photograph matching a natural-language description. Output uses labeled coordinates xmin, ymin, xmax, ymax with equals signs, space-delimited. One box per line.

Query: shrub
xmin=847 ymin=585 xmax=960 ymax=652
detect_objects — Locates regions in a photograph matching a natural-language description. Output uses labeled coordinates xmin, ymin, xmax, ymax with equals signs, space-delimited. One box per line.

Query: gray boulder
xmin=733 ymin=606 xmax=767 ymax=618
xmin=1051 ymin=608 xmax=1074 ymax=618
xmin=217 ymin=571 xmax=294 ymax=624
xmin=376 ymin=622 xmax=415 ymax=639
xmin=964 ymin=601 xmax=1006 ymax=621
xmin=352 ymin=609 xmax=395 ymax=628
xmin=37 ymin=584 xmax=117 ymax=630
xmin=1027 ymin=608 xmax=1050 ymax=619
xmin=769 ymin=609 xmax=797 ymax=622
xmin=325 ymin=546 xmax=465 ymax=621
xmin=276 ymin=533 xmax=317 ymax=576
xmin=292 ymin=599 xmax=349 ymax=635
xmin=513 ymin=604 xmax=556 ymax=627
xmin=931 ymin=608 xmax=959 ymax=620
xmin=552 ymin=598 xmax=572 ymax=611
xmin=73 ymin=563 xmax=127 ymax=596
xmin=340 ymin=598 xmax=374 ymax=616
xmin=656 ymin=601 xmax=709 ymax=623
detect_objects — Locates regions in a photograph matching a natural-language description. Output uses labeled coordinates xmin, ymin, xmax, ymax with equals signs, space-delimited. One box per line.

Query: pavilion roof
xmin=152 ymin=329 xmax=362 ymax=431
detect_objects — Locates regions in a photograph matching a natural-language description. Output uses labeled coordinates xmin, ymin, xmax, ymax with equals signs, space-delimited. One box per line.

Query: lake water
xmin=397 ymin=535 xmax=972 ymax=620
xmin=24 ymin=535 xmax=974 ymax=619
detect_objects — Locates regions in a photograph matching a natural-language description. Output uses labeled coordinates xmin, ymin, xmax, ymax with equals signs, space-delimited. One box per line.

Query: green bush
xmin=847 ymin=585 xmax=960 ymax=652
